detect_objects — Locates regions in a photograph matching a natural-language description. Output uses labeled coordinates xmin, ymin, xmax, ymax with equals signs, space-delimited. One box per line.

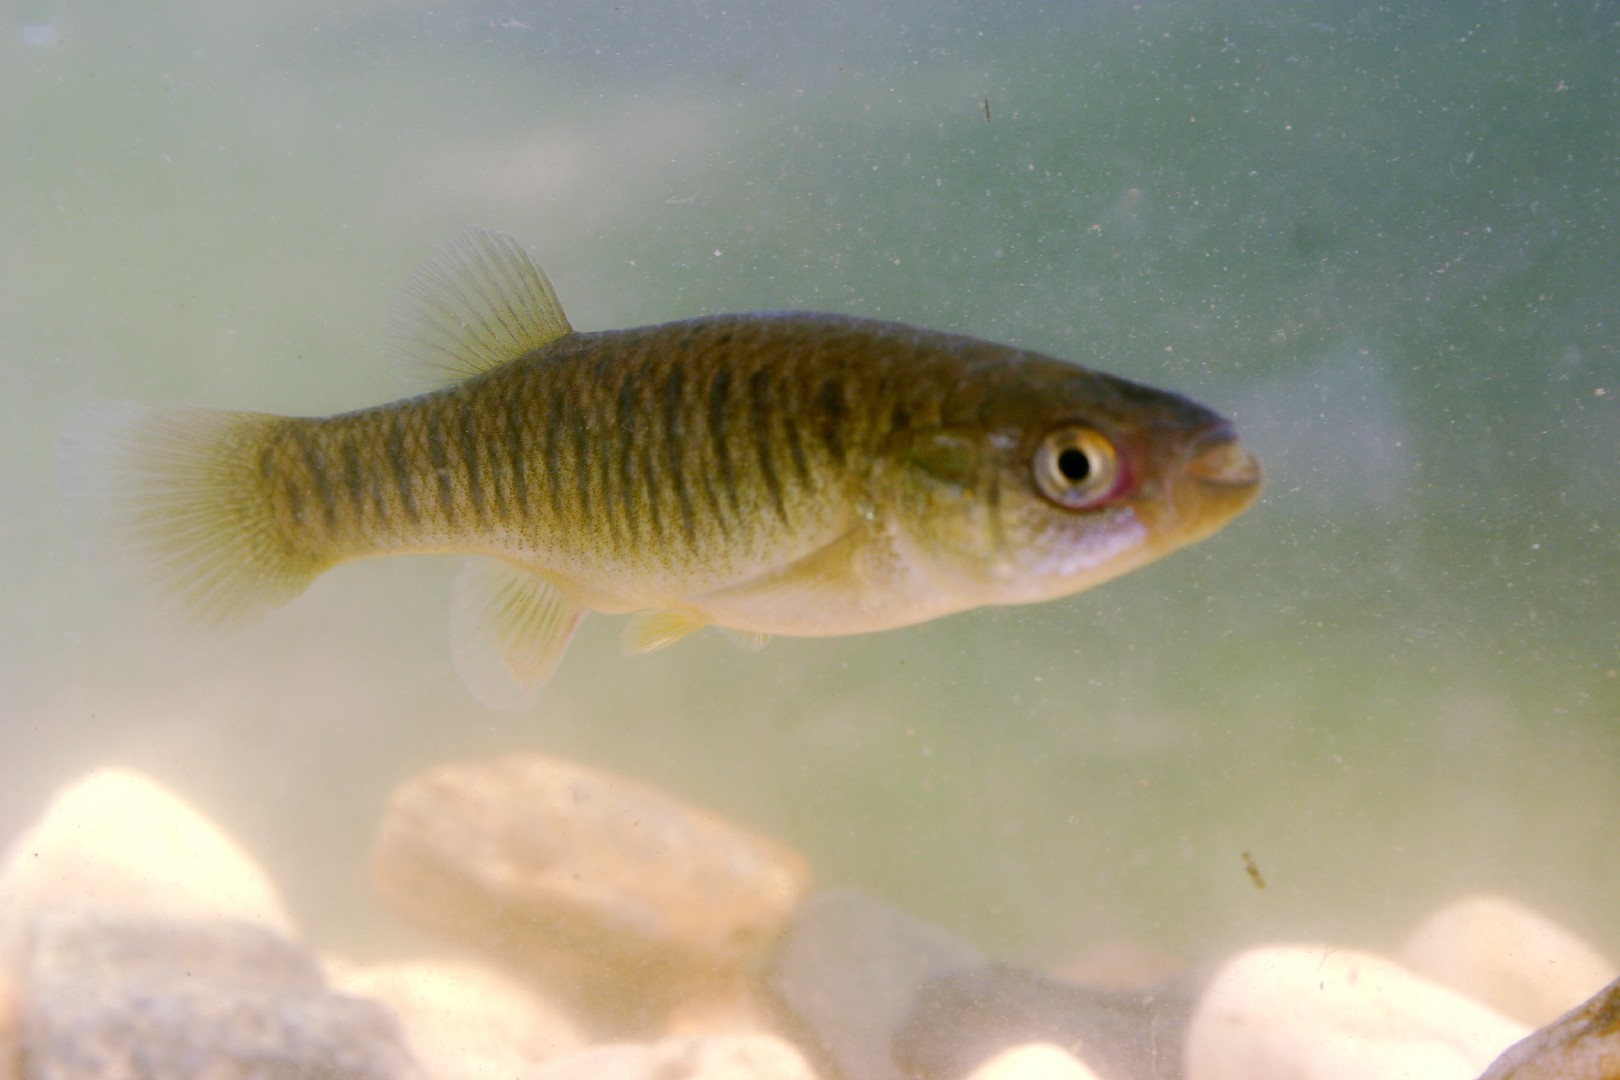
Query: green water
xmin=3 ymin=1 xmax=1616 ymax=967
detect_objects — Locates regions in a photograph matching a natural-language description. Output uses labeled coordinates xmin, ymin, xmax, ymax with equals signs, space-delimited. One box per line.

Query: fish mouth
xmin=1184 ymin=422 xmax=1262 ymax=491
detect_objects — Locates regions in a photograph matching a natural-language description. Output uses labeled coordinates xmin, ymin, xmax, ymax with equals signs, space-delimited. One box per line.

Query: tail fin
xmin=58 ymin=401 xmax=326 ymax=634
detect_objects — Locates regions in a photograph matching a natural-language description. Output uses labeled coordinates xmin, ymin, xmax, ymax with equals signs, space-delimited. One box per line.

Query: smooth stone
xmin=521 ymin=1033 xmax=819 ymax=1080
xmin=661 ymin=973 xmax=779 ymax=1037
xmin=1051 ymin=939 xmax=1185 ymax=993
xmin=762 ymin=890 xmax=1192 ymax=1080
xmin=964 ymin=1043 xmax=1107 ymax=1080
xmin=1400 ymin=894 xmax=1617 ymax=1027
xmin=761 ymin=889 xmax=985 ymax=1080
xmin=337 ymin=958 xmax=584 ymax=1080
xmin=1476 ymin=975 xmax=1620 ymax=1079
xmin=21 ymin=912 xmax=420 ymax=1080
xmin=1 ymin=972 xmax=17 ymax=1080
xmin=27 ymin=910 xmax=325 ymax=992
xmin=0 ymin=769 xmax=294 ymax=975
xmin=1183 ymin=945 xmax=1529 ymax=1080
xmin=370 ymin=754 xmax=809 ymax=996
xmin=894 ymin=964 xmax=1194 ymax=1080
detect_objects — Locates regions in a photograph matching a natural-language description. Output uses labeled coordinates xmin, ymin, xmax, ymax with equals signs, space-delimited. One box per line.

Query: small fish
xmin=60 ymin=228 xmax=1260 ymax=708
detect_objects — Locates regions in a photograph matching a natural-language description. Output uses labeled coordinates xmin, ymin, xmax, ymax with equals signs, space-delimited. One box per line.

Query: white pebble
xmin=523 ymin=1033 xmax=819 ymax=1080
xmin=0 ymin=971 xmax=17 ymax=1080
xmin=0 ymin=769 xmax=295 ymax=976
xmin=1184 ymin=945 xmax=1529 ymax=1080
xmin=336 ymin=958 xmax=584 ymax=1080
xmin=1401 ymin=894 xmax=1617 ymax=1027
xmin=964 ymin=1042 xmax=1107 ymax=1080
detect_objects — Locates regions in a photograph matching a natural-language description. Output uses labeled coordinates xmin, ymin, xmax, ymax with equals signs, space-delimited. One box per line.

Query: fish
xmin=59 ymin=227 xmax=1261 ymax=709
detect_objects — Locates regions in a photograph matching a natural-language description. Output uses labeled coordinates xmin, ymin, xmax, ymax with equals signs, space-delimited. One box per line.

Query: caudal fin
xmin=58 ymin=401 xmax=326 ymax=634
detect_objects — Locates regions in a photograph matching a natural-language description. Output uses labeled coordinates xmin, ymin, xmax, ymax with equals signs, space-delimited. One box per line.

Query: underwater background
xmin=2 ymin=0 xmax=1616 ymax=966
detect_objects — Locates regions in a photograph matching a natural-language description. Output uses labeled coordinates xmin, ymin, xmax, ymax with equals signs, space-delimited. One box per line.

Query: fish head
xmin=888 ymin=354 xmax=1261 ymax=607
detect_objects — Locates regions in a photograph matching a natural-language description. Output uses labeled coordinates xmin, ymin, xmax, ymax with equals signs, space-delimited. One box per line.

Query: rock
xmin=20 ymin=912 xmax=420 ymax=1080
xmin=370 ymin=754 xmax=809 ymax=1027
xmin=963 ymin=1043 xmax=1108 ymax=1080
xmin=337 ymin=958 xmax=584 ymax=1080
xmin=1400 ymin=894 xmax=1617 ymax=1027
xmin=26 ymin=909 xmax=326 ymax=992
xmin=1051 ymin=939 xmax=1185 ymax=993
xmin=1182 ymin=945 xmax=1529 ymax=1080
xmin=0 ymin=972 xmax=17 ymax=1080
xmin=894 ymin=964 xmax=1193 ymax=1080
xmin=761 ymin=889 xmax=985 ymax=1080
xmin=0 ymin=769 xmax=294 ymax=975
xmin=1475 ymin=975 xmax=1620 ymax=1079
xmin=662 ymin=973 xmax=779 ymax=1037
xmin=762 ymin=890 xmax=1189 ymax=1080
xmin=521 ymin=1033 xmax=819 ymax=1080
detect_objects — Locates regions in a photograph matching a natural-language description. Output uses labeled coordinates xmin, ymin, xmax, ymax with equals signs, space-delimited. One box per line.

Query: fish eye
xmin=1033 ymin=426 xmax=1118 ymax=509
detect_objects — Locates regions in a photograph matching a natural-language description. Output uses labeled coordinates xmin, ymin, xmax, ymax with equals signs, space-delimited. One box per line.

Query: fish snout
xmin=1162 ymin=421 xmax=1261 ymax=534
xmin=1183 ymin=422 xmax=1261 ymax=491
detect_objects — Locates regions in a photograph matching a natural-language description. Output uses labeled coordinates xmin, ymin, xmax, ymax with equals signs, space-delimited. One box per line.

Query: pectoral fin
xmin=450 ymin=557 xmax=585 ymax=710
xmin=697 ymin=523 xmax=873 ymax=618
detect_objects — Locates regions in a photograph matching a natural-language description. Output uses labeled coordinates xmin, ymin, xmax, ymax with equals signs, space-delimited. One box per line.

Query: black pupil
xmin=1056 ymin=446 xmax=1092 ymax=483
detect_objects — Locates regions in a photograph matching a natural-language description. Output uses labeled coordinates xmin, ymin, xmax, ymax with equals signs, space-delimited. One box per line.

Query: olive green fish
xmin=60 ymin=228 xmax=1260 ymax=708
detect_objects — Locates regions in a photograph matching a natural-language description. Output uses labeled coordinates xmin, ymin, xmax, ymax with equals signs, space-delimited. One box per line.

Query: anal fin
xmin=621 ymin=610 xmax=707 ymax=655
xmin=450 ymin=557 xmax=585 ymax=710
xmin=717 ymin=627 xmax=771 ymax=653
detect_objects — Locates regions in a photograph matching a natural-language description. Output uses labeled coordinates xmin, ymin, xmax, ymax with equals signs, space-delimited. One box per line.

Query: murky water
xmin=3 ymin=0 xmax=1615 ymax=970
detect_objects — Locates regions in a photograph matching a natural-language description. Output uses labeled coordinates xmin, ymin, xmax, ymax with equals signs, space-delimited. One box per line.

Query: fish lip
xmin=1184 ymin=422 xmax=1262 ymax=490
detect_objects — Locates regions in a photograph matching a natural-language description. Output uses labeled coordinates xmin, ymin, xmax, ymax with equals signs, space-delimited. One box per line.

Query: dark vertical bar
xmin=708 ymin=366 xmax=739 ymax=518
xmin=816 ymin=377 xmax=849 ymax=465
xmin=426 ymin=407 xmax=457 ymax=525
xmin=661 ymin=365 xmax=696 ymax=544
xmin=456 ymin=396 xmax=486 ymax=524
xmin=544 ymin=391 xmax=566 ymax=521
xmin=340 ymin=434 xmax=367 ymax=526
xmin=749 ymin=367 xmax=788 ymax=523
xmin=502 ymin=379 xmax=528 ymax=522
xmin=386 ymin=412 xmax=418 ymax=524
xmin=575 ymin=392 xmax=605 ymax=534
xmin=617 ymin=368 xmax=647 ymax=543
xmin=292 ymin=425 xmax=338 ymax=532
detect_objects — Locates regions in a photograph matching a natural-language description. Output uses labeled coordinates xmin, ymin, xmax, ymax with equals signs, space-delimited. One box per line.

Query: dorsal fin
xmin=386 ymin=226 xmax=573 ymax=387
